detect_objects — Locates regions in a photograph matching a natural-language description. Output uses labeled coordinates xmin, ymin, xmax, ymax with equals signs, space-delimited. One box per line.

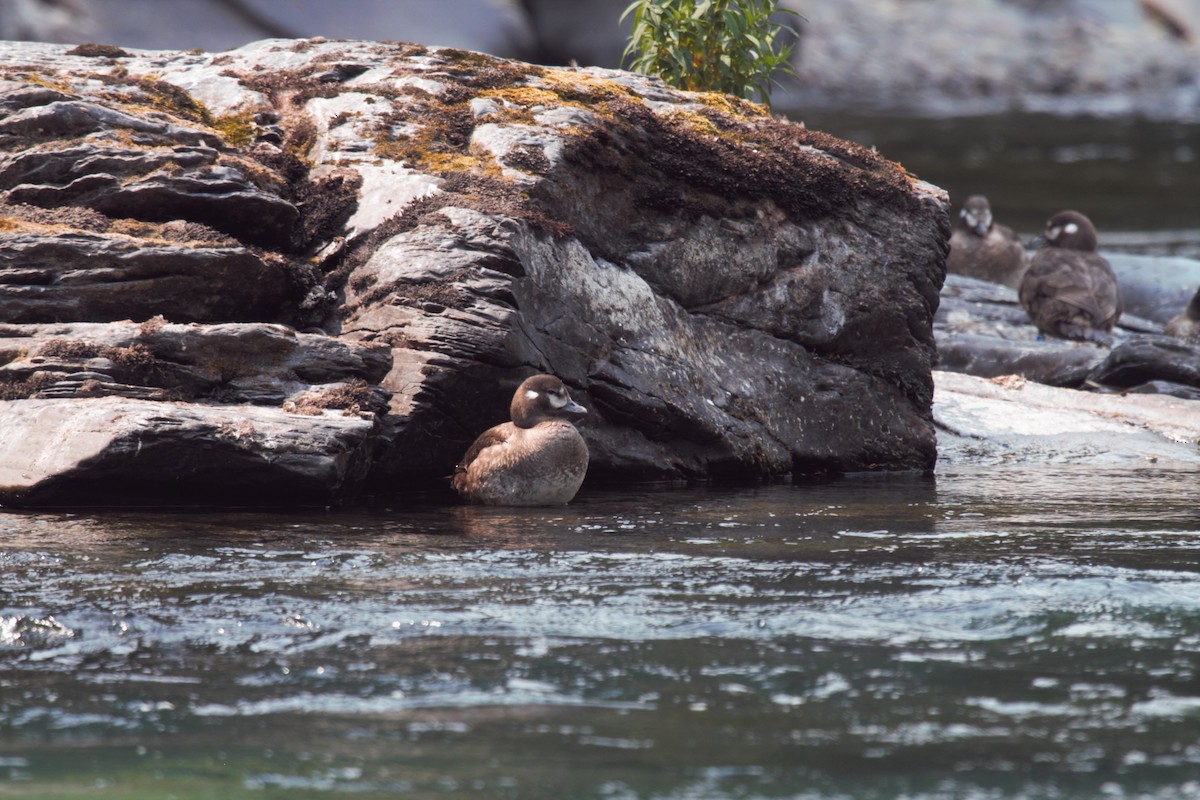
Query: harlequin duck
xmin=1164 ymin=287 xmax=1200 ymax=345
xmin=946 ymin=194 xmax=1029 ymax=288
xmin=1018 ymin=210 xmax=1122 ymax=345
xmin=452 ymin=374 xmax=589 ymax=506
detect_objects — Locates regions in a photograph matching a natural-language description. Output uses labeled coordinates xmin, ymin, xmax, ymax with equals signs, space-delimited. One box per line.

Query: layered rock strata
xmin=0 ymin=38 xmax=949 ymax=505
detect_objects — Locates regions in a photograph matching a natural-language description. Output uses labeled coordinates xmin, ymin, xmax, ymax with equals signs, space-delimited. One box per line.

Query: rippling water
xmin=3 ymin=465 xmax=1199 ymax=799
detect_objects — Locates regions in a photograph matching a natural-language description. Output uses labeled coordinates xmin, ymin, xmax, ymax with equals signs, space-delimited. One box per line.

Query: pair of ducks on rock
xmin=951 ymin=196 xmax=1200 ymax=346
xmin=948 ymin=196 xmax=1123 ymax=345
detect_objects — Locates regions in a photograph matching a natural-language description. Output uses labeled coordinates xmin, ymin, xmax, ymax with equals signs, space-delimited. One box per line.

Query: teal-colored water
xmin=3 ymin=465 xmax=1199 ymax=799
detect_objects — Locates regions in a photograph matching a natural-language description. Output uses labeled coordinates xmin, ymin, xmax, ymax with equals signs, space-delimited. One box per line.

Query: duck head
xmin=510 ymin=374 xmax=587 ymax=428
xmin=958 ymin=195 xmax=994 ymax=237
xmin=1042 ymin=210 xmax=1099 ymax=252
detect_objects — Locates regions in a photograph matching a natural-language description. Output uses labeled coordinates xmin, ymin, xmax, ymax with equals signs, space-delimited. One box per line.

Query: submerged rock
xmin=0 ymin=38 xmax=948 ymax=506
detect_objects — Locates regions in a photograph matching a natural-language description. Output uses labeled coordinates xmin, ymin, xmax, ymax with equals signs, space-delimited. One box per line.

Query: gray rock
xmin=0 ymin=320 xmax=391 ymax=404
xmin=0 ymin=38 xmax=947 ymax=506
xmin=1107 ymin=252 xmax=1200 ymax=325
xmin=0 ymin=231 xmax=291 ymax=323
xmin=0 ymin=99 xmax=221 ymax=147
xmin=936 ymin=333 xmax=1106 ymax=388
xmin=0 ymin=87 xmax=299 ymax=247
xmin=8 ymin=0 xmax=1200 ymax=124
xmin=0 ymin=397 xmax=380 ymax=506
xmin=935 ymin=272 xmax=1200 ymax=398
xmin=1088 ymin=335 xmax=1200 ymax=391
xmin=934 ymin=370 xmax=1200 ymax=468
xmin=323 ymin=46 xmax=947 ymax=483
xmin=60 ymin=0 xmax=536 ymax=58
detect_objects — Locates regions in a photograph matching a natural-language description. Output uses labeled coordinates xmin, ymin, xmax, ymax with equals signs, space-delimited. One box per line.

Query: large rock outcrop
xmin=0 ymin=38 xmax=948 ymax=506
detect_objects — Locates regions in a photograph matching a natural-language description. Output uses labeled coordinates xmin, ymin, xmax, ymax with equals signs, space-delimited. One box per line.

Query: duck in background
xmin=1164 ymin=286 xmax=1200 ymax=345
xmin=1019 ymin=210 xmax=1122 ymax=345
xmin=946 ymin=194 xmax=1029 ymax=289
xmin=452 ymin=373 xmax=589 ymax=506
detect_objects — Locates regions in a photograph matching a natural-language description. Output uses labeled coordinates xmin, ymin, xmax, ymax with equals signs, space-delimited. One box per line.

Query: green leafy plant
xmin=621 ymin=0 xmax=799 ymax=107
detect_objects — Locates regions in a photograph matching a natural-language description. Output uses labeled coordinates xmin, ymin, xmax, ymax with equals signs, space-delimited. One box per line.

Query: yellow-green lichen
xmin=211 ymin=111 xmax=256 ymax=148
xmin=692 ymin=91 xmax=769 ymax=119
xmin=23 ymin=71 xmax=71 ymax=92
xmin=660 ymin=109 xmax=724 ymax=138
xmin=133 ymin=74 xmax=212 ymax=124
xmin=536 ymin=68 xmax=641 ymax=105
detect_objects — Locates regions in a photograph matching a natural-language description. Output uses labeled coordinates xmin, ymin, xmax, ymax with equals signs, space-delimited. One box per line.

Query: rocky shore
xmin=0 ymin=38 xmax=948 ymax=507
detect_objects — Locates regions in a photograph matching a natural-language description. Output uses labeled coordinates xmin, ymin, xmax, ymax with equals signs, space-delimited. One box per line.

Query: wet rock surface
xmin=934 ymin=369 xmax=1200 ymax=467
xmin=936 ymin=264 xmax=1200 ymax=402
xmin=0 ymin=397 xmax=379 ymax=506
xmin=0 ymin=38 xmax=948 ymax=506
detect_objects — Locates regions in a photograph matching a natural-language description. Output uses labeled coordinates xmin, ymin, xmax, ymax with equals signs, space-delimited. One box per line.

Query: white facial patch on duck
xmin=1064 ymin=222 xmax=1079 ymax=235
xmin=1047 ymin=225 xmax=1062 ymax=241
xmin=525 ymin=389 xmax=539 ymax=400
xmin=548 ymin=392 xmax=570 ymax=409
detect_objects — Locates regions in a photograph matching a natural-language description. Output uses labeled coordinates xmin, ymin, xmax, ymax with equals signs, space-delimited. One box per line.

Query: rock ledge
xmin=0 ymin=38 xmax=949 ymax=506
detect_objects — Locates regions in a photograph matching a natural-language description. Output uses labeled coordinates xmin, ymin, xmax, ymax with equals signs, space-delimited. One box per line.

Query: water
xmin=796 ymin=112 xmax=1200 ymax=245
xmin=3 ymin=465 xmax=1199 ymax=799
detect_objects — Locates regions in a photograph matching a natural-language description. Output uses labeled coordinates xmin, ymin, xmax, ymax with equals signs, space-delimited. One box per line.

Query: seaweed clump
xmin=560 ymin=94 xmax=923 ymax=228
xmin=66 ymin=43 xmax=130 ymax=59
xmin=285 ymin=378 xmax=386 ymax=416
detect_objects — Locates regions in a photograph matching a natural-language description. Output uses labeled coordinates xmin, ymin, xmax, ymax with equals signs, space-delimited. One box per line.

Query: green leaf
xmin=619 ymin=0 xmax=797 ymax=105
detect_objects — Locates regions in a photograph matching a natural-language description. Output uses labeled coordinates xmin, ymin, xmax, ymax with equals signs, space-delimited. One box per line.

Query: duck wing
xmin=454 ymin=423 xmax=512 ymax=474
